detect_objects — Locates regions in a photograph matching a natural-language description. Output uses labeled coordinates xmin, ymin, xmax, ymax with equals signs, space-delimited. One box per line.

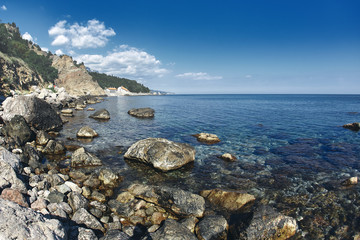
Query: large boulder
xmin=124 ymin=138 xmax=195 ymax=171
xmin=1 ymin=115 xmax=35 ymax=146
xmin=128 ymin=108 xmax=155 ymax=118
xmin=0 ymin=198 xmax=67 ymax=240
xmin=195 ymin=215 xmax=228 ymax=240
xmin=1 ymin=96 xmax=63 ymax=131
xmin=150 ymin=219 xmax=197 ymax=240
xmin=127 ymin=183 xmax=205 ymax=218
xmin=200 ymin=189 xmax=255 ymax=211
xmin=246 ymin=206 xmax=297 ymax=240
xmin=89 ymin=109 xmax=110 ymax=120
xmin=71 ymin=147 xmax=102 ymax=167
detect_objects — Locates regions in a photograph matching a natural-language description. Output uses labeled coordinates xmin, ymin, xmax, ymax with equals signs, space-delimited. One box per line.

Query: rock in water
xmin=343 ymin=122 xmax=360 ymax=131
xmin=246 ymin=205 xmax=297 ymax=240
xmin=1 ymin=96 xmax=63 ymax=131
xmin=219 ymin=153 xmax=237 ymax=162
xmin=0 ymin=198 xmax=67 ymax=240
xmin=193 ymin=133 xmax=221 ymax=144
xmin=71 ymin=147 xmax=102 ymax=167
xmin=195 ymin=215 xmax=228 ymax=240
xmin=1 ymin=115 xmax=35 ymax=146
xmin=124 ymin=138 xmax=195 ymax=171
xmin=89 ymin=108 xmax=110 ymax=120
xmin=76 ymin=126 xmax=99 ymax=138
xmin=150 ymin=219 xmax=198 ymax=240
xmin=128 ymin=108 xmax=155 ymax=118
xmin=127 ymin=183 xmax=205 ymax=217
xmin=42 ymin=140 xmax=66 ymax=155
xmin=200 ymin=189 xmax=255 ymax=211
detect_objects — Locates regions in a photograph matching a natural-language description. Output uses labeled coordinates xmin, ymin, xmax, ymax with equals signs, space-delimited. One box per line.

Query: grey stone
xmin=98 ymin=168 xmax=119 ymax=187
xmin=90 ymin=208 xmax=103 ymax=218
xmin=150 ymin=219 xmax=197 ymax=240
xmin=72 ymin=208 xmax=105 ymax=232
xmin=71 ymin=147 xmax=102 ymax=167
xmin=36 ymin=130 xmax=51 ymax=146
xmin=100 ymin=230 xmax=130 ymax=240
xmin=195 ymin=215 xmax=228 ymax=240
xmin=69 ymin=226 xmax=98 ymax=240
xmin=68 ymin=191 xmax=89 ymax=212
xmin=89 ymin=109 xmax=110 ymax=120
xmin=128 ymin=107 xmax=155 ymax=118
xmin=124 ymin=138 xmax=195 ymax=171
xmin=47 ymin=191 xmax=66 ymax=203
xmin=42 ymin=140 xmax=66 ymax=155
xmin=77 ymin=126 xmax=99 ymax=138
xmin=1 ymin=115 xmax=35 ymax=146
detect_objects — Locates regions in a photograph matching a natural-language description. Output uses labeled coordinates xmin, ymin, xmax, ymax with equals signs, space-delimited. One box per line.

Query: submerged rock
xmin=343 ymin=122 xmax=360 ymax=131
xmin=98 ymin=168 xmax=119 ymax=187
xmin=200 ymin=189 xmax=255 ymax=211
xmin=219 ymin=153 xmax=237 ymax=162
xmin=195 ymin=215 xmax=228 ymax=240
xmin=71 ymin=147 xmax=102 ymax=167
xmin=194 ymin=133 xmax=221 ymax=144
xmin=89 ymin=108 xmax=110 ymax=120
xmin=0 ymin=198 xmax=67 ymax=240
xmin=342 ymin=176 xmax=358 ymax=186
xmin=246 ymin=205 xmax=297 ymax=240
xmin=124 ymin=138 xmax=195 ymax=171
xmin=128 ymin=108 xmax=155 ymax=118
xmin=150 ymin=219 xmax=197 ymax=240
xmin=76 ymin=126 xmax=98 ymax=138
xmin=127 ymin=183 xmax=205 ymax=217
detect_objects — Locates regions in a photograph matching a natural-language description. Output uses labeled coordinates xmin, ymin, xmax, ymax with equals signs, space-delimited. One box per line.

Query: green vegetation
xmin=0 ymin=23 xmax=58 ymax=83
xmin=90 ymin=72 xmax=150 ymax=93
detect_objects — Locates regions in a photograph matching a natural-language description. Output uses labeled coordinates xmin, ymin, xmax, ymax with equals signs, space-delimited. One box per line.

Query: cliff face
xmin=52 ymin=55 xmax=105 ymax=96
xmin=0 ymin=52 xmax=45 ymax=96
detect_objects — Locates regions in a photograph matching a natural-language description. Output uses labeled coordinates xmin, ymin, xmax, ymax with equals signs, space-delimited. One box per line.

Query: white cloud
xmin=48 ymin=19 xmax=115 ymax=49
xmin=176 ymin=72 xmax=223 ymax=80
xmin=55 ymin=49 xmax=64 ymax=55
xmin=41 ymin=47 xmax=49 ymax=52
xmin=22 ymin=32 xmax=33 ymax=42
xmin=245 ymin=74 xmax=252 ymax=79
xmin=74 ymin=45 xmax=169 ymax=79
xmin=1 ymin=5 xmax=7 ymax=11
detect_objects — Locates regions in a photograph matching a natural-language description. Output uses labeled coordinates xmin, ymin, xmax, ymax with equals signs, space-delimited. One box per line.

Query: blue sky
xmin=0 ymin=0 xmax=359 ymax=94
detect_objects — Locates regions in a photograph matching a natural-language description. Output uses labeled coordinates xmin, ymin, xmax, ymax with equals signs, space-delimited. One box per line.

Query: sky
xmin=0 ymin=0 xmax=359 ymax=94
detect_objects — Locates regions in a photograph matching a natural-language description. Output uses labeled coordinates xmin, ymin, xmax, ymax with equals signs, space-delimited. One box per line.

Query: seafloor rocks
xmin=124 ymin=138 xmax=196 ymax=171
xmin=219 ymin=153 xmax=237 ymax=162
xmin=72 ymin=208 xmax=105 ymax=232
xmin=71 ymin=147 xmax=102 ymax=167
xmin=150 ymin=219 xmax=197 ymax=240
xmin=200 ymin=189 xmax=255 ymax=211
xmin=42 ymin=140 xmax=66 ymax=155
xmin=127 ymin=183 xmax=205 ymax=217
xmin=246 ymin=205 xmax=298 ymax=240
xmin=89 ymin=108 xmax=110 ymax=120
xmin=128 ymin=108 xmax=155 ymax=118
xmin=76 ymin=126 xmax=99 ymax=138
xmin=194 ymin=133 xmax=221 ymax=144
xmin=1 ymin=115 xmax=35 ymax=146
xmin=68 ymin=191 xmax=89 ymax=212
xmin=0 ymin=95 xmax=63 ymax=131
xmin=0 ymin=198 xmax=67 ymax=240
xmin=195 ymin=215 xmax=229 ymax=240
xmin=98 ymin=168 xmax=119 ymax=187
xmin=343 ymin=122 xmax=360 ymax=131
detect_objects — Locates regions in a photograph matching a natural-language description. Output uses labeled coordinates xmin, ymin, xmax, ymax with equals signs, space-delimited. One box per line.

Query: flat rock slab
xmin=128 ymin=108 xmax=155 ymax=118
xmin=124 ymin=138 xmax=195 ymax=171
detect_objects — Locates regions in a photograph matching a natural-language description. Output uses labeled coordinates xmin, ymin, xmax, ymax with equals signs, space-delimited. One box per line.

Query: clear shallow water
xmin=59 ymin=94 xmax=360 ymax=238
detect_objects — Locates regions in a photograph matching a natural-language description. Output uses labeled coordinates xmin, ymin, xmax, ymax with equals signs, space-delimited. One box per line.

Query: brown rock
xmin=200 ymin=189 xmax=255 ymax=211
xmin=31 ymin=198 xmax=48 ymax=211
xmin=1 ymin=188 xmax=29 ymax=207
xmin=193 ymin=133 xmax=221 ymax=144
xmin=220 ymin=153 xmax=237 ymax=162
xmin=151 ymin=212 xmax=166 ymax=225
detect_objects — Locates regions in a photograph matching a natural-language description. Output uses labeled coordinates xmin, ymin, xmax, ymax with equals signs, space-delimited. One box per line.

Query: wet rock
xmin=0 ymin=198 xmax=67 ymax=239
xmin=64 ymin=181 xmax=82 ymax=193
xmin=47 ymin=191 xmax=66 ymax=204
xmin=23 ymin=144 xmax=43 ymax=170
xmin=82 ymin=186 xmax=92 ymax=198
xmin=0 ymin=188 xmax=29 ymax=207
xmin=180 ymin=216 xmax=199 ymax=233
xmin=200 ymin=189 xmax=255 ymax=211
xmin=36 ymin=130 xmax=51 ymax=146
xmin=71 ymin=147 xmax=102 ymax=167
xmin=124 ymin=138 xmax=195 ymax=171
xmin=68 ymin=191 xmax=89 ymax=212
xmin=101 ymin=230 xmax=131 ymax=240
xmin=342 ymin=176 xmax=358 ymax=186
xmin=42 ymin=140 xmax=66 ymax=155
xmin=89 ymin=108 xmax=110 ymax=120
xmin=1 ymin=95 xmax=63 ymax=131
xmin=69 ymin=226 xmax=98 ymax=240
xmin=246 ymin=205 xmax=297 ymax=240
xmin=61 ymin=108 xmax=73 ymax=115
xmin=116 ymin=191 xmax=135 ymax=203
xmin=128 ymin=183 xmax=205 ymax=217
xmin=1 ymin=115 xmax=35 ymax=146
xmin=107 ymin=199 xmax=133 ymax=217
xmin=90 ymin=208 xmax=103 ymax=218
xmin=46 ymin=174 xmax=65 ymax=187
xmin=343 ymin=122 xmax=360 ymax=131
xmin=77 ymin=126 xmax=99 ymax=138
xmin=83 ymin=174 xmax=101 ymax=188
xmin=72 ymin=208 xmax=105 ymax=232
xmin=128 ymin=107 xmax=155 ymax=118
xmin=91 ymin=190 xmax=106 ymax=203
xmin=150 ymin=219 xmax=197 ymax=240
xmin=219 ymin=153 xmax=237 ymax=162
xmin=87 ymin=108 xmax=95 ymax=111
xmin=195 ymin=215 xmax=228 ymax=240
xmin=151 ymin=212 xmax=166 ymax=225
xmin=193 ymin=133 xmax=221 ymax=144
xmin=99 ymin=168 xmax=119 ymax=187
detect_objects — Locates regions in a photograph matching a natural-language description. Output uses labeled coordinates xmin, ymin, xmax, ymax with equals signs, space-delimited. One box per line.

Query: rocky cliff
xmin=52 ymin=55 xmax=105 ymax=96
xmin=0 ymin=52 xmax=45 ymax=96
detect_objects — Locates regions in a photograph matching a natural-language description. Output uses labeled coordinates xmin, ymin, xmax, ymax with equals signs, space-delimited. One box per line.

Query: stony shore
xmin=3 ymin=87 xmax=351 ymax=239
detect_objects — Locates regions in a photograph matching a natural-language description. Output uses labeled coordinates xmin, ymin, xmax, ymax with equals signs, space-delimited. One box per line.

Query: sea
xmin=59 ymin=94 xmax=360 ymax=238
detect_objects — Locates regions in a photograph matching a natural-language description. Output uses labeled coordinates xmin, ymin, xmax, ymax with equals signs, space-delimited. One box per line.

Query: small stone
xmin=36 ymin=131 xmax=51 ymax=146
xmin=98 ymin=168 xmax=119 ymax=187
xmin=72 ymin=208 xmax=105 ymax=232
xmin=68 ymin=191 xmax=89 ymax=212
xmin=100 ymin=216 xmax=110 ymax=223
xmin=195 ymin=215 xmax=228 ymax=240
xmin=135 ymin=209 xmax=147 ymax=218
xmin=145 ymin=206 xmax=155 ymax=216
xmin=59 ymin=202 xmax=72 ymax=214
xmin=47 ymin=191 xmax=66 ymax=204
xmin=31 ymin=198 xmax=48 ymax=211
xmin=61 ymin=109 xmax=73 ymax=114
xmin=12 ymin=149 xmax=23 ymax=154
xmin=87 ymin=108 xmax=95 ymax=111
xmin=71 ymin=147 xmax=102 ymax=167
xmin=151 ymin=212 xmax=166 ymax=225
xmin=220 ymin=153 xmax=237 ymax=162
xmin=90 ymin=201 xmax=107 ymax=212
xmin=91 ymin=190 xmax=106 ymax=203
xmin=194 ymin=132 xmax=221 ymax=144
xmin=130 ymin=215 xmax=144 ymax=225
xmin=83 ymin=175 xmax=101 ymax=188
xmin=116 ymin=192 xmax=134 ymax=203
xmin=23 ymin=167 xmax=32 ymax=175
xmin=342 ymin=176 xmax=358 ymax=186
xmin=65 ymin=181 xmax=82 ymax=193
xmin=107 ymin=221 xmax=122 ymax=230
xmin=82 ymin=186 xmax=91 ymax=198
xmin=89 ymin=109 xmax=110 ymax=120
xmin=1 ymin=188 xmax=29 ymax=207
xmin=76 ymin=126 xmax=98 ymax=138
xmin=180 ymin=216 xmax=199 ymax=233
xmin=148 ymin=225 xmax=160 ymax=233
xmin=90 ymin=208 xmax=103 ymax=218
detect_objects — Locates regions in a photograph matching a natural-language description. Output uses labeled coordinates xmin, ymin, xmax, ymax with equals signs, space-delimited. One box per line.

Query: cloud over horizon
xmin=74 ymin=45 xmax=169 ymax=79
xmin=1 ymin=5 xmax=7 ymax=11
xmin=22 ymin=32 xmax=33 ymax=42
xmin=48 ymin=19 xmax=115 ymax=49
xmin=176 ymin=72 xmax=223 ymax=80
